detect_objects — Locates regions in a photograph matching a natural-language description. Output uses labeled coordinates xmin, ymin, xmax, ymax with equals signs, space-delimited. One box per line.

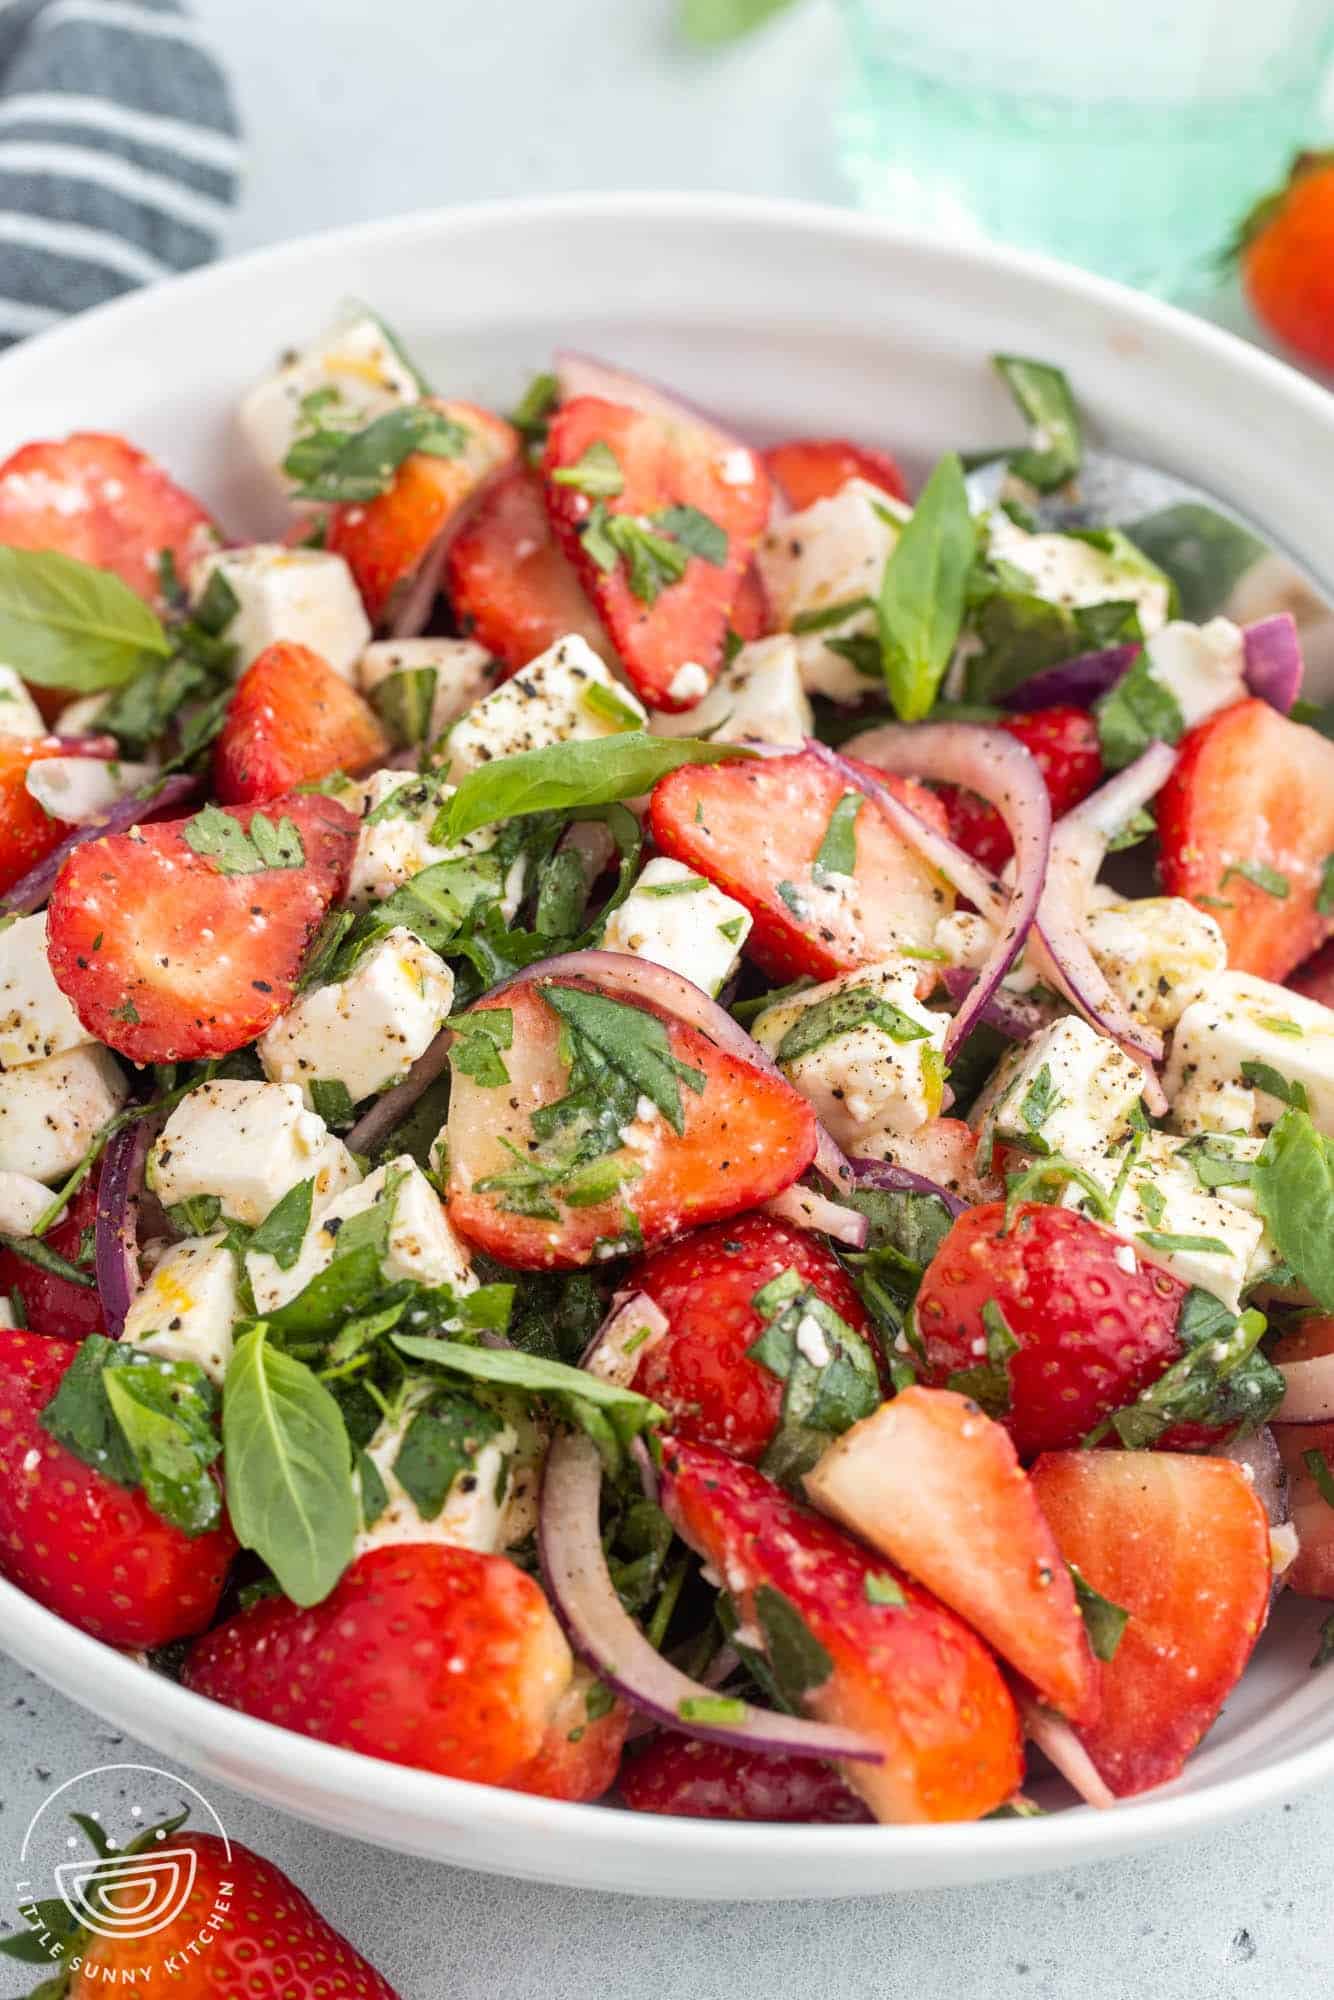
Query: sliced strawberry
xmin=731 ymin=562 xmax=771 ymax=642
xmin=660 ymin=1437 xmax=1021 ymax=1821
xmin=444 ymin=464 xmax=614 ymax=675
xmin=649 ymin=747 xmax=953 ymax=981
xmin=1274 ymin=1418 xmax=1334 ymax=1600
xmin=0 ymin=1179 xmax=102 ymax=1340
xmin=0 ymin=1329 xmax=236 ymax=1648
xmin=915 ymin=1203 xmax=1190 ymax=1460
xmin=46 ymin=792 xmax=359 ymax=1063
xmin=0 ymin=431 xmax=217 ymax=613
xmin=507 ymin=1667 xmax=630 ymax=1802
xmin=1158 ymin=697 xmax=1334 ymax=981
xmin=627 ymin=1211 xmax=880 ymax=1463
xmin=619 ymin=1735 xmax=871 ymax=1822
xmin=805 ymin=1386 xmax=1099 ymax=1724
xmin=213 ymin=641 xmax=389 ymax=803
xmin=1288 ymin=938 xmax=1334 ymax=1008
xmin=763 ymin=436 xmax=908 ymax=510
xmin=1031 ymin=1450 xmax=1271 ymax=1795
xmin=184 ymin=1543 xmax=571 ymax=1785
xmin=542 ymin=396 xmax=771 ymax=710
xmin=326 ymin=399 xmax=519 ymax=626
xmin=0 ymin=736 xmax=79 ymax=896
xmin=444 ymin=976 xmax=818 ymax=1269
xmin=940 ymin=707 xmax=1103 ymax=872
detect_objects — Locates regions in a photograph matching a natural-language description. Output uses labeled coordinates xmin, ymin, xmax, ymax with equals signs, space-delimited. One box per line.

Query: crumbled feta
xmin=0 ymin=1169 xmax=52 ymax=1235
xmin=971 ymin=1016 xmax=1144 ymax=1165
xmin=1165 ymin=970 xmax=1334 ymax=1138
xmin=667 ymin=662 xmax=710 ymax=705
xmin=353 ymin=1378 xmax=543 ymax=1559
xmin=987 ymin=511 xmax=1171 ymax=633
xmin=122 ymin=1232 xmax=241 ymax=1383
xmin=753 ymin=959 xmax=947 ymax=1148
xmin=600 ymin=857 xmax=752 ymax=998
xmin=756 ymin=480 xmax=904 ymax=703
xmin=1144 ymin=618 xmax=1248 ymax=728
xmin=439 ymin=634 xmax=646 ymax=777
xmin=0 ymin=1045 xmax=127 ymax=1181
xmin=248 ymin=1155 xmax=475 ymax=1315
xmin=357 ymin=638 xmax=502 ymax=744
xmin=259 ymin=926 xmax=454 ymax=1110
xmin=0 ymin=666 xmax=44 ymax=737
xmin=239 ymin=312 xmax=421 ymax=491
xmin=190 ymin=545 xmax=372 ymax=681
xmin=649 ymin=635 xmax=812 ymax=747
xmin=346 ymin=767 xmax=526 ymax=917
xmin=0 ymin=914 xmax=91 ymax=1070
xmin=1084 ymin=896 xmax=1228 ymax=1034
xmin=148 ymin=1080 xmax=360 ymax=1226
xmin=24 ymin=756 xmax=158 ymax=825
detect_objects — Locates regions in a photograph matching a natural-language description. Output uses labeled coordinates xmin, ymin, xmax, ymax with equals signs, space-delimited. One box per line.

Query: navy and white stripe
xmin=0 ymin=0 xmax=241 ymax=347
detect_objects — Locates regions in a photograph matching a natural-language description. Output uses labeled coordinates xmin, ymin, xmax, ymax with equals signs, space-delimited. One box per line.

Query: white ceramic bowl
xmin=2 ymin=194 xmax=1333 ymax=1900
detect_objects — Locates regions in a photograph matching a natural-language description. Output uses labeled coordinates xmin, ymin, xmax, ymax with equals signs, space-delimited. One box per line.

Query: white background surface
xmin=6 ymin=1 xmax=1334 ymax=1994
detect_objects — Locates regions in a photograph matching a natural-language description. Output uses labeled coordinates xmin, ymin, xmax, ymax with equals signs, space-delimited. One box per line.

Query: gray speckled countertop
xmin=4 ymin=3 xmax=1333 ymax=1993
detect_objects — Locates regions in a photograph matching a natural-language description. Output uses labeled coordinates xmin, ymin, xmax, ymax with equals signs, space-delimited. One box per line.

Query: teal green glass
xmin=838 ymin=0 xmax=1334 ymax=295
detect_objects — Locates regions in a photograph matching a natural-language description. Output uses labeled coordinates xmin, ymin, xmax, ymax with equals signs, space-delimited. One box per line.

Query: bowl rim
xmin=2 ymin=188 xmax=1332 ymax=1883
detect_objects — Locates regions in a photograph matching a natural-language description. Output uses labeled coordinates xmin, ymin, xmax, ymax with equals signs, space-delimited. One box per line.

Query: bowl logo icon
xmin=53 ymin=1844 xmax=200 ymax=1941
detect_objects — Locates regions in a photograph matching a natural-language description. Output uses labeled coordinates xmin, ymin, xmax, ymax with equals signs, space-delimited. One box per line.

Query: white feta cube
xmin=0 ymin=1045 xmax=127 ymax=1182
xmin=122 ymin=1232 xmax=241 ymax=1383
xmin=148 ymin=1080 xmax=360 ymax=1226
xmin=353 ymin=1378 xmax=542 ymax=1558
xmin=0 ymin=1169 xmax=52 ymax=1235
xmin=1144 ymin=618 xmax=1248 ymax=728
xmin=357 ymin=638 xmax=502 ymax=745
xmin=600 ymin=858 xmax=751 ymax=998
xmin=971 ymin=1016 xmax=1145 ymax=1165
xmin=439 ymin=634 xmax=646 ymax=778
xmin=753 ymin=959 xmax=947 ymax=1148
xmin=24 ymin=757 xmax=159 ymax=825
xmin=0 ymin=914 xmax=91 ymax=1070
xmin=0 ymin=666 xmax=43 ymax=737
xmin=756 ymin=480 xmax=904 ymax=703
xmin=987 ymin=511 xmax=1171 ymax=633
xmin=1165 ymin=971 xmax=1334 ymax=1138
xmin=248 ymin=1155 xmax=474 ymax=1315
xmin=239 ymin=312 xmax=422 ymax=490
xmin=347 ymin=768 xmax=526 ymax=919
xmin=259 ymin=927 xmax=454 ymax=1110
xmin=1084 ymin=896 xmax=1228 ymax=1034
xmin=190 ymin=545 xmax=372 ymax=682
xmin=649 ymin=636 xmax=812 ymax=747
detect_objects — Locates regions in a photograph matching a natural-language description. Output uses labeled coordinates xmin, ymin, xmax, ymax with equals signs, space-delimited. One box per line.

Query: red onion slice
xmin=580 ymin=1290 xmax=670 ymax=1390
xmin=553 ymin=352 xmax=752 ymax=452
xmin=343 ymin=1024 xmax=454 ymax=1155
xmin=50 ymin=732 xmax=121 ymax=757
xmin=764 ymin=1183 xmax=869 ymax=1247
xmin=999 ymin=644 xmax=1140 ymax=714
xmin=539 ymin=1431 xmax=882 ymax=1765
xmin=0 ymin=772 xmax=199 ymax=916
xmin=95 ymin=1118 xmax=153 ymax=1339
xmin=1242 ymin=613 xmax=1304 ymax=713
xmin=822 ymin=728 xmax=1051 ymax=1060
xmin=1020 ymin=1698 xmax=1115 ymax=1810
xmin=1274 ymin=1354 xmax=1334 ymax=1425
xmin=847 ymin=1155 xmax=968 ymax=1219
xmin=1214 ymin=1426 xmax=1288 ymax=1527
xmin=939 ymin=965 xmax=1057 ymax=1043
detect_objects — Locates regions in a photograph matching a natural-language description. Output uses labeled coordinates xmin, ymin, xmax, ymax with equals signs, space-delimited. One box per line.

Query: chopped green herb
xmin=945 ymin=1297 xmax=1019 ymax=1417
xmin=551 ymin=439 xmax=625 ymax=498
xmin=1095 ymin=651 xmax=1184 ymax=772
xmin=813 ymin=791 xmax=862 ymax=878
xmin=181 ymin=804 xmax=305 ymax=875
xmin=775 ymin=984 xmax=930 ymax=1066
xmin=877 ymin=452 xmax=974 ymax=723
xmin=580 ymin=680 xmax=644 ymax=731
xmin=1069 ymin=1563 xmax=1129 ymax=1662
xmin=283 ymin=403 xmax=468 ymax=504
xmin=449 ymin=1008 xmax=513 ymax=1088
xmin=992 ymin=355 xmax=1082 ymax=492
xmin=864 ymin=1573 xmax=906 ymax=1607
xmin=655 ymin=504 xmax=728 ymax=566
xmin=1304 ymin=1448 xmax=1334 ymax=1510
xmin=309 ymin=1078 xmax=357 ymax=1129
xmin=1240 ymin=1060 xmax=1308 ymax=1110
xmin=676 ymin=1695 xmax=746 ymax=1724
xmin=1220 ymin=859 xmax=1289 ymax=899
xmin=790 ymin=596 xmax=875 ymax=635
xmin=641 ymin=873 xmax=710 ymax=896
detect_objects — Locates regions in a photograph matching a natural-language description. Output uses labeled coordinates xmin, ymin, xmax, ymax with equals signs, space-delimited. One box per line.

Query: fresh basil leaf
xmin=774 ymin=985 xmax=930 ymax=1066
xmin=992 ymin=355 xmax=1082 ymax=492
xmin=540 ymin=982 xmax=705 ymax=1135
xmin=1254 ymin=1108 xmax=1334 ymax=1309
xmin=813 ymin=791 xmax=861 ymax=877
xmin=0 ymin=1230 xmax=96 ymax=1289
xmin=748 ymin=1266 xmax=881 ymax=1481
xmin=309 ymin=1078 xmax=357 ymax=1129
xmin=222 ymin=1323 xmax=358 ymax=1605
xmin=371 ymin=666 xmax=437 ymax=747
xmin=790 ymin=596 xmax=875 ymax=636
xmin=1221 ymin=858 xmax=1289 ymax=899
xmin=580 ymin=506 xmax=689 ymax=602
xmin=1069 ymin=1563 xmax=1128 ymax=1662
xmin=181 ymin=804 xmax=306 ymax=875
xmin=1018 ymin=1062 xmax=1060 ymax=1150
xmin=946 ymin=1298 xmax=1019 ymax=1416
xmin=39 ymin=1334 xmax=140 ymax=1486
xmin=0 ymin=546 xmax=172 ymax=691
xmin=679 ymin=0 xmax=801 ymax=43
xmin=1240 ymin=1060 xmax=1308 ymax=1110
xmin=877 ymin=452 xmax=974 ymax=723
xmin=864 ymin=1572 xmax=906 ymax=1606
xmin=508 ymin=371 xmax=559 ymax=446
xmin=449 ymin=1008 xmax=513 ymax=1087
xmin=1126 ymin=502 xmax=1265 ymax=624
xmin=1087 ymin=1295 xmax=1282 ymax=1448
xmin=391 ymin=1333 xmax=662 ymax=1454
xmin=550 ymin=440 xmax=624 ymax=498
xmin=753 ymin=1584 xmax=833 ymax=1710
xmin=1095 ymin=650 xmax=1184 ymax=771
xmin=656 ymin=504 xmax=727 ymax=565
xmin=247 ymin=1177 xmax=315 ymax=1271
xmin=284 ymin=403 xmax=469 ymax=503
xmin=97 ymin=652 xmax=213 ymax=758
xmin=392 ymin=1390 xmax=504 ymax=1519
xmin=102 ymin=1356 xmax=221 ymax=1536
xmin=438 ymin=732 xmax=751 ymax=843
xmin=357 ymin=1447 xmax=390 ymax=1529
xmin=261 ymin=1174 xmax=402 ymax=1340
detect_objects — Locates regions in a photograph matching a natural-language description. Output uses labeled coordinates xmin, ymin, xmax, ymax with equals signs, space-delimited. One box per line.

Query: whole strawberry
xmin=1236 ymin=150 xmax=1334 ymax=373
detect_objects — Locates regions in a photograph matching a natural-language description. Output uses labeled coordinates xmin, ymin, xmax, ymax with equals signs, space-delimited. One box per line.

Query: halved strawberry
xmin=660 ymin=1436 xmax=1021 ymax=1822
xmin=915 ymin=1204 xmax=1191 ymax=1460
xmin=628 ymin=1211 xmax=880 ymax=1463
xmin=1158 ymin=697 xmax=1334 ymax=981
xmin=805 ymin=1386 xmax=1099 ymax=1724
xmin=0 ymin=736 xmax=79 ymax=896
xmin=213 ymin=641 xmax=389 ymax=803
xmin=619 ymin=1735 xmax=871 ymax=1822
xmin=1031 ymin=1450 xmax=1271 ymax=1795
xmin=326 ymin=399 xmax=519 ymax=626
xmin=444 ymin=976 xmax=818 ymax=1269
xmin=941 ymin=707 xmax=1103 ymax=872
xmin=444 ymin=464 xmax=614 ymax=675
xmin=507 ymin=1667 xmax=630 ymax=1802
xmin=649 ymin=747 xmax=953 ymax=981
xmin=46 ymin=792 xmax=359 ymax=1062
xmin=0 ymin=1179 xmax=103 ymax=1340
xmin=0 ymin=431 xmax=217 ymax=612
xmin=763 ymin=436 xmax=908 ymax=510
xmin=542 ymin=396 xmax=771 ymax=710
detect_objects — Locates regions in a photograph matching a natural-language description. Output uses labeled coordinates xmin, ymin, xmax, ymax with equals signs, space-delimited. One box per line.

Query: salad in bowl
xmin=0 ymin=315 xmax=1331 ymax=1830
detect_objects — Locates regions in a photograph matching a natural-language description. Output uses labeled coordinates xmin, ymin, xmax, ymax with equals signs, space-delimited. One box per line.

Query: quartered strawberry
xmin=915 ymin=1203 xmax=1190 ymax=1460
xmin=507 ymin=1667 xmax=630 ymax=1802
xmin=619 ymin=1735 xmax=871 ymax=1823
xmin=46 ymin=792 xmax=358 ymax=1063
xmin=627 ymin=1211 xmax=880 ymax=1463
xmin=763 ymin=436 xmax=908 ymax=510
xmin=444 ymin=463 xmax=614 ymax=674
xmin=326 ymin=399 xmax=519 ymax=626
xmin=0 ymin=736 xmax=79 ymax=897
xmin=1031 ymin=1450 xmax=1271 ymax=1796
xmin=0 ymin=432 xmax=217 ymax=612
xmin=941 ymin=707 xmax=1102 ymax=872
xmin=445 ymin=977 xmax=818 ymax=1268
xmin=542 ymin=396 xmax=771 ymax=710
xmin=184 ymin=1544 xmax=571 ymax=1785
xmin=805 ymin=1386 xmax=1099 ymax=1724
xmin=0 ymin=1179 xmax=102 ymax=1341
xmin=649 ymin=747 xmax=953 ymax=981
xmin=0 ymin=1329 xmax=235 ymax=1648
xmin=213 ymin=641 xmax=389 ymax=803
xmin=1158 ymin=697 xmax=1334 ymax=981
xmin=660 ymin=1437 xmax=1021 ymax=1821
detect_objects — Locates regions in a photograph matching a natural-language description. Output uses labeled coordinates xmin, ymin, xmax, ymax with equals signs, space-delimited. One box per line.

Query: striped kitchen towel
xmin=0 ymin=0 xmax=241 ymax=347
